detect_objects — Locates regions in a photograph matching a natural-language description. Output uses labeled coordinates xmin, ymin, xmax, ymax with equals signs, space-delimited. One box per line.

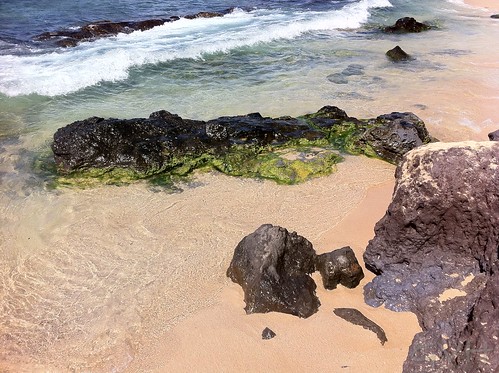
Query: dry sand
xmin=127 ymin=179 xmax=420 ymax=373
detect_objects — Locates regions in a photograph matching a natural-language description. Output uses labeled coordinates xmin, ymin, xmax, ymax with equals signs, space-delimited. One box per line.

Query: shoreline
xmin=1 ymin=1 xmax=499 ymax=372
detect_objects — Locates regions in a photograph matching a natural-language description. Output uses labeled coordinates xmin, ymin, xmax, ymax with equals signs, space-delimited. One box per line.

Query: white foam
xmin=0 ymin=0 xmax=392 ymax=97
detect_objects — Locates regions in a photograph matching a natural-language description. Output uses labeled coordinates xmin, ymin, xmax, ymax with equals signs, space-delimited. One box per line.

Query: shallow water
xmin=0 ymin=0 xmax=498 ymax=370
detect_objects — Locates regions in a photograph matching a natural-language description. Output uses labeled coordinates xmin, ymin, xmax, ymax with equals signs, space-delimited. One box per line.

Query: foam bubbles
xmin=0 ymin=0 xmax=392 ymax=97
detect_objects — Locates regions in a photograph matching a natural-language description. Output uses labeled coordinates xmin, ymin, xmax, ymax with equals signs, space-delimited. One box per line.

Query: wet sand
xmin=1 ymin=1 xmax=498 ymax=372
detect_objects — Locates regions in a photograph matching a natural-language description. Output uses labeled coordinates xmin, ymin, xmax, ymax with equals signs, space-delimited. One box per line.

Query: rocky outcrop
xmin=35 ymin=10 xmax=233 ymax=47
xmin=384 ymin=17 xmax=431 ymax=33
xmin=226 ymin=224 xmax=320 ymax=318
xmin=315 ymin=246 xmax=364 ymax=290
xmin=51 ymin=107 xmax=433 ymax=186
xmin=386 ymin=46 xmax=411 ymax=62
xmin=362 ymin=141 xmax=499 ymax=372
xmin=489 ymin=129 xmax=499 ymax=141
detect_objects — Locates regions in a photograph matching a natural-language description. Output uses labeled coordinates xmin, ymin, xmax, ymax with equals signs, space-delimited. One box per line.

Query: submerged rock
xmin=386 ymin=46 xmax=411 ymax=62
xmin=51 ymin=106 xmax=433 ymax=187
xmin=362 ymin=141 xmax=499 ymax=372
xmin=384 ymin=17 xmax=431 ymax=33
xmin=226 ymin=224 xmax=320 ymax=318
xmin=315 ymin=247 xmax=364 ymax=290
xmin=333 ymin=308 xmax=387 ymax=345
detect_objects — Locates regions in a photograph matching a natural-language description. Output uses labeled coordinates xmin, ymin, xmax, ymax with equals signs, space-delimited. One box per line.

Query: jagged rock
xmin=226 ymin=224 xmax=320 ymax=318
xmin=262 ymin=327 xmax=277 ymax=340
xmin=333 ymin=308 xmax=387 ymax=345
xmin=362 ymin=141 xmax=499 ymax=372
xmin=386 ymin=46 xmax=411 ymax=62
xmin=315 ymin=246 xmax=364 ymax=290
xmin=34 ymin=10 xmax=233 ymax=47
xmin=488 ymin=129 xmax=499 ymax=141
xmin=384 ymin=17 xmax=431 ymax=33
xmin=51 ymin=107 xmax=433 ymax=186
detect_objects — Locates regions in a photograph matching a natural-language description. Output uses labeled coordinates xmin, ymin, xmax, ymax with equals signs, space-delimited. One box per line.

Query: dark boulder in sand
xmin=226 ymin=224 xmax=320 ymax=318
xmin=488 ymin=129 xmax=499 ymax=141
xmin=315 ymin=246 xmax=364 ymax=290
xmin=384 ymin=17 xmax=431 ymax=33
xmin=386 ymin=46 xmax=411 ymax=62
xmin=362 ymin=141 xmax=499 ymax=372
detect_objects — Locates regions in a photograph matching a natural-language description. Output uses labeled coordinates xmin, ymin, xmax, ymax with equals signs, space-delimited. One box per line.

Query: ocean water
xmin=0 ymin=0 xmax=498 ymax=371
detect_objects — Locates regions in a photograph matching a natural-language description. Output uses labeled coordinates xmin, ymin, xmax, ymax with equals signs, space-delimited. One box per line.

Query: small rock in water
xmin=386 ymin=46 xmax=411 ymax=62
xmin=384 ymin=17 xmax=431 ymax=33
xmin=491 ymin=14 xmax=499 ymax=19
xmin=333 ymin=308 xmax=388 ymax=345
xmin=262 ymin=327 xmax=277 ymax=340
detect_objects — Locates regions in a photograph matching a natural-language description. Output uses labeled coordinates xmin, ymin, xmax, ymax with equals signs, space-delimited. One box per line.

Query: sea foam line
xmin=0 ymin=0 xmax=391 ymax=97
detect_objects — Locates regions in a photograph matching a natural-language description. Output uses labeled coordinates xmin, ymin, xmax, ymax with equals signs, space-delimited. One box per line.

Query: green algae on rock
xmin=50 ymin=106 xmax=433 ymax=187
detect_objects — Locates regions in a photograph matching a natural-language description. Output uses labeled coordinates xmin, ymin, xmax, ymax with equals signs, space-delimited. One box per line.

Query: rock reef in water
xmin=51 ymin=106 xmax=433 ymax=187
xmin=362 ymin=141 xmax=499 ymax=372
xmin=384 ymin=17 xmax=432 ymax=33
xmin=35 ymin=10 xmax=233 ymax=47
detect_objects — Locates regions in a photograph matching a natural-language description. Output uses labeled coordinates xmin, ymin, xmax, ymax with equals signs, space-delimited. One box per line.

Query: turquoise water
xmin=0 ymin=0 xmax=498 ymax=370
xmin=1 ymin=1 xmax=491 ymax=150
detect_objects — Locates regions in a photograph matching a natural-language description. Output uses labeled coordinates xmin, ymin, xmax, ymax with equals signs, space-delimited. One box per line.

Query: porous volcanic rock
xmin=51 ymin=107 xmax=433 ymax=186
xmin=226 ymin=224 xmax=320 ymax=318
xmin=315 ymin=246 xmax=364 ymax=290
xmin=384 ymin=17 xmax=431 ymax=33
xmin=363 ymin=141 xmax=499 ymax=372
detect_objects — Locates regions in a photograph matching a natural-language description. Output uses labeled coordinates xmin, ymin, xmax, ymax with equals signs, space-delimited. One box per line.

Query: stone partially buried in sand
xmin=226 ymin=224 xmax=320 ymax=318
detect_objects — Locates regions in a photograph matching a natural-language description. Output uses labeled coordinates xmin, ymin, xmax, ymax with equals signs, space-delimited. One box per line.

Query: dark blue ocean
xmin=1 ymin=0 xmax=498 ymax=371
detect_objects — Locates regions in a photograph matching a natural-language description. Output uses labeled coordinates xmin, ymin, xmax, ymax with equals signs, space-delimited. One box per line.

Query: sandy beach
xmin=125 ymin=3 xmax=499 ymax=372
xmin=1 ymin=1 xmax=498 ymax=372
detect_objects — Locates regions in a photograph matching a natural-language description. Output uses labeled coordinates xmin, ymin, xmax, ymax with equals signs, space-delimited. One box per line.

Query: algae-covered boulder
xmin=51 ymin=106 xmax=433 ymax=186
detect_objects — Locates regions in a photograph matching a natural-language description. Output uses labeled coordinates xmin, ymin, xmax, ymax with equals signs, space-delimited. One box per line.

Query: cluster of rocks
xmin=227 ymin=136 xmax=498 ymax=372
xmin=382 ymin=17 xmax=433 ymax=62
xmin=51 ymin=106 xmax=433 ymax=186
xmin=363 ymin=140 xmax=499 ymax=372
xmin=226 ymin=224 xmax=364 ymax=318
